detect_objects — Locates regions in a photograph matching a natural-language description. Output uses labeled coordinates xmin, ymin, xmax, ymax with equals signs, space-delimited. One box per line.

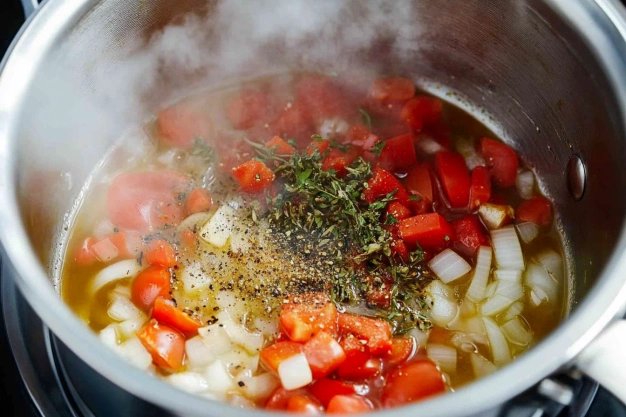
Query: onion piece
xmin=94 ymin=219 xmax=116 ymax=239
xmin=99 ymin=324 xmax=119 ymax=348
xmin=490 ymin=226 xmax=524 ymax=270
xmin=199 ymin=204 xmax=236 ymax=248
xmin=118 ymin=317 xmax=147 ymax=339
xmin=240 ymin=372 xmax=280 ymax=402
xmin=91 ymin=259 xmax=142 ymax=294
xmin=410 ymin=328 xmax=431 ymax=349
xmin=516 ymin=170 xmax=535 ymax=200
xmin=471 ymin=353 xmax=497 ymax=378
xmin=176 ymin=212 xmax=213 ymax=234
xmin=455 ymin=136 xmax=486 ymax=170
xmin=481 ymin=294 xmax=515 ymax=316
xmin=278 ymin=353 xmax=313 ymax=390
xmin=204 ymin=360 xmax=236 ymax=394
xmin=516 ymin=222 xmax=539 ymax=244
xmin=319 ymin=118 xmax=349 ymax=140
xmin=501 ymin=301 xmax=524 ymax=322
xmin=450 ymin=333 xmax=478 ymax=353
xmin=425 ymin=280 xmax=459 ymax=328
xmin=536 ymin=249 xmax=564 ymax=284
xmin=228 ymin=394 xmax=256 ymax=409
xmin=167 ymin=372 xmax=209 ymax=394
xmin=466 ymin=246 xmax=493 ymax=303
xmin=198 ymin=325 xmax=234 ymax=357
xmin=428 ymin=249 xmax=472 ymax=284
xmin=186 ymin=336 xmax=218 ymax=370
xmin=494 ymin=269 xmax=522 ymax=283
xmin=216 ymin=311 xmax=264 ymax=354
xmin=117 ymin=337 xmax=153 ymax=370
xmin=482 ymin=317 xmax=511 ymax=366
xmin=524 ymin=262 xmax=558 ymax=303
xmin=501 ymin=317 xmax=534 ymax=346
xmin=485 ymin=281 xmax=498 ymax=298
xmin=479 ymin=204 xmax=514 ymax=230
xmin=218 ymin=351 xmax=259 ymax=375
xmin=426 ymin=344 xmax=457 ymax=374
xmin=107 ymin=295 xmax=145 ymax=322
xmin=254 ymin=317 xmax=280 ymax=336
xmin=495 ymin=282 xmax=523 ymax=301
xmin=91 ymin=238 xmax=119 ymax=262
xmin=181 ymin=262 xmax=214 ymax=293
xmin=530 ymin=288 xmax=549 ymax=307
xmin=416 ymin=136 xmax=445 ymax=155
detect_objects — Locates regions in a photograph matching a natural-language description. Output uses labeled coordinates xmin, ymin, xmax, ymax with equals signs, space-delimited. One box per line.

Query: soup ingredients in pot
xmin=62 ymin=74 xmax=565 ymax=412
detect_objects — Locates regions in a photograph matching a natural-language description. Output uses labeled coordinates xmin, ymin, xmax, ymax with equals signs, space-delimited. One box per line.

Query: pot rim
xmin=1 ymin=0 xmax=626 ymax=416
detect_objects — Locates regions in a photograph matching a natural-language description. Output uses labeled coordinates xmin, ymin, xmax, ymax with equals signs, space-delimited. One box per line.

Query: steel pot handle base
xmin=20 ymin=0 xmax=39 ymax=18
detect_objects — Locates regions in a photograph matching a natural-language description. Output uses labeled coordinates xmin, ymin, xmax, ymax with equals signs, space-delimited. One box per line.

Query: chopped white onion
xmin=118 ymin=317 xmax=147 ymax=339
xmin=524 ymin=262 xmax=558 ymax=303
xmin=501 ymin=301 xmax=524 ymax=322
xmin=536 ymin=249 xmax=564 ymax=284
xmin=479 ymin=203 xmax=514 ymax=230
xmin=219 ymin=351 xmax=259 ymax=374
xmin=216 ymin=311 xmax=264 ymax=354
xmin=428 ymin=249 xmax=472 ymax=284
xmin=228 ymin=394 xmax=256 ymax=409
xmin=110 ymin=285 xmax=131 ymax=300
xmin=319 ymin=118 xmax=349 ymax=140
xmin=425 ymin=281 xmax=459 ymax=328
xmin=91 ymin=259 xmax=142 ymax=294
xmin=485 ymin=281 xmax=498 ymax=298
xmin=410 ymin=328 xmax=431 ymax=349
xmin=471 ymin=353 xmax=497 ymax=378
xmin=167 ymin=372 xmax=209 ymax=394
xmin=198 ymin=325 xmax=234 ymax=357
xmin=530 ymin=288 xmax=549 ymax=307
xmin=107 ymin=296 xmax=145 ymax=322
xmin=176 ymin=212 xmax=213 ymax=234
xmin=426 ymin=344 xmax=457 ymax=374
xmin=230 ymin=225 xmax=251 ymax=254
xmin=94 ymin=219 xmax=115 ymax=239
xmin=495 ymin=282 xmax=523 ymax=301
xmin=254 ymin=317 xmax=280 ymax=336
xmin=516 ymin=170 xmax=535 ymax=200
xmin=491 ymin=226 xmax=524 ymax=270
xmin=91 ymin=238 xmax=119 ymax=262
xmin=239 ymin=372 xmax=280 ymax=402
xmin=452 ymin=316 xmax=486 ymax=336
xmin=116 ymin=338 xmax=153 ymax=370
xmin=482 ymin=317 xmax=511 ymax=366
xmin=99 ymin=324 xmax=119 ymax=348
xmin=459 ymin=299 xmax=477 ymax=317
xmin=456 ymin=136 xmax=486 ymax=170
xmin=516 ymin=222 xmax=539 ymax=244
xmin=416 ymin=136 xmax=445 ymax=155
xmin=501 ymin=317 xmax=533 ymax=346
xmin=278 ymin=353 xmax=313 ymax=390
xmin=181 ymin=262 xmax=213 ymax=293
xmin=450 ymin=333 xmax=478 ymax=353
xmin=494 ymin=269 xmax=522 ymax=283
xmin=204 ymin=360 xmax=236 ymax=394
xmin=186 ymin=336 xmax=218 ymax=370
xmin=481 ymin=294 xmax=515 ymax=316
xmin=466 ymin=246 xmax=493 ymax=303
xmin=200 ymin=204 xmax=236 ymax=248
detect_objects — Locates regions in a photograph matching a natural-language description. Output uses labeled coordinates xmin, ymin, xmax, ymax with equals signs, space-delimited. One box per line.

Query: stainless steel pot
xmin=2 ymin=0 xmax=626 ymax=416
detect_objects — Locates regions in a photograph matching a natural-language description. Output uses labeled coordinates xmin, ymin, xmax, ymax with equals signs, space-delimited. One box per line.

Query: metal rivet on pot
xmin=566 ymin=154 xmax=586 ymax=201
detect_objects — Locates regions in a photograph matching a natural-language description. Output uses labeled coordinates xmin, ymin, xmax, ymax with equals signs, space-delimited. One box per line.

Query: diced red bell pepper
xmin=435 ymin=151 xmax=471 ymax=208
xmin=450 ymin=215 xmax=489 ymax=255
xmin=338 ymin=314 xmax=392 ymax=356
xmin=398 ymin=213 xmax=453 ymax=249
xmin=226 ymin=89 xmax=272 ymax=130
xmin=260 ymin=341 xmax=304 ymax=373
xmin=266 ymin=135 xmax=296 ymax=156
xmin=231 ymin=160 xmax=275 ymax=193
xmin=469 ymin=166 xmax=491 ymax=211
xmin=185 ymin=188 xmax=213 ymax=215
xmin=479 ymin=137 xmax=519 ymax=188
xmin=327 ymin=395 xmax=374 ymax=414
xmin=322 ymin=148 xmax=359 ymax=177
xmin=286 ymin=396 xmax=324 ymax=414
xmin=303 ymin=332 xmax=347 ymax=379
xmin=144 ymin=239 xmax=177 ymax=267
xmin=401 ymin=96 xmax=443 ymax=131
xmin=151 ymin=297 xmax=203 ymax=336
xmin=136 ymin=319 xmax=185 ymax=372
xmin=379 ymin=134 xmax=418 ymax=173
xmin=280 ymin=293 xmax=338 ymax=342
xmin=362 ymin=168 xmax=410 ymax=205
xmin=309 ymin=379 xmax=357 ymax=408
xmin=517 ymin=196 xmax=552 ymax=227
xmin=370 ymin=77 xmax=415 ymax=102
xmin=404 ymin=164 xmax=433 ymax=203
xmin=74 ymin=236 xmax=98 ymax=266
xmin=387 ymin=337 xmax=415 ymax=367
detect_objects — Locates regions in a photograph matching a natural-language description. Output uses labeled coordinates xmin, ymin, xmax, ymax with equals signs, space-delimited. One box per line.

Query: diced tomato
xmin=266 ymin=388 xmax=310 ymax=410
xmin=260 ymin=341 xmax=303 ymax=373
xmin=180 ymin=229 xmax=196 ymax=247
xmin=269 ymin=102 xmax=315 ymax=146
xmin=398 ymin=213 xmax=453 ymax=249
xmin=403 ymin=164 xmax=433 ymax=203
xmin=296 ymin=75 xmax=353 ymax=121
xmin=517 ymin=196 xmax=552 ymax=227
xmin=144 ymin=239 xmax=177 ymax=267
xmin=409 ymin=198 xmax=431 ymax=216
xmin=338 ymin=334 xmax=371 ymax=374
xmin=381 ymin=361 xmax=446 ymax=407
xmin=401 ymin=96 xmax=443 ymax=131
xmin=362 ymin=168 xmax=410 ymax=206
xmin=74 ymin=237 xmax=98 ymax=266
xmin=216 ymin=137 xmax=256 ymax=174
xmin=337 ymin=357 xmax=382 ymax=380
xmin=287 ymin=396 xmax=324 ymax=414
xmin=185 ymin=188 xmax=213 ymax=215
xmin=390 ymin=239 xmax=409 ymax=263
xmin=107 ymin=170 xmax=190 ymax=233
xmin=370 ymin=77 xmax=415 ymax=102
xmin=157 ymin=102 xmax=213 ymax=148
xmin=107 ymin=231 xmax=142 ymax=259
xmin=136 ymin=319 xmax=185 ymax=372
xmin=327 ymin=395 xmax=373 ymax=414
xmin=387 ymin=337 xmax=415 ymax=367
xmin=479 ymin=137 xmax=519 ymax=188
xmin=280 ymin=293 xmax=338 ymax=342
xmin=303 ymin=332 xmax=346 ymax=379
xmin=232 ymin=160 xmax=275 ymax=193
xmin=226 ymin=89 xmax=271 ymax=130
xmin=151 ymin=297 xmax=203 ymax=335
xmin=338 ymin=314 xmax=392 ymax=356
xmin=450 ymin=215 xmax=489 ymax=255
xmin=309 ymin=379 xmax=357 ymax=408
xmin=363 ymin=270 xmax=394 ymax=309
xmin=379 ymin=134 xmax=417 ymax=173
xmin=131 ymin=265 xmax=171 ymax=311
xmin=435 ymin=151 xmax=471 ymax=208
xmin=386 ymin=201 xmax=411 ymax=222
xmin=345 ymin=125 xmax=379 ymax=151
xmin=469 ymin=166 xmax=492 ymax=211
xmin=307 ymin=139 xmax=331 ymax=156
xmin=322 ymin=148 xmax=359 ymax=177
xmin=266 ymin=135 xmax=296 ymax=156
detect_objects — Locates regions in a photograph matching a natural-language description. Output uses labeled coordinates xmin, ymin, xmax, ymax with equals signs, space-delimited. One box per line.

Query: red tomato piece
xmin=338 ymin=334 xmax=371 ymax=373
xmin=231 ymin=160 xmax=275 ymax=193
xmin=266 ymin=135 xmax=296 ymax=156
xmin=327 ymin=395 xmax=373 ymax=414
xmin=517 ymin=196 xmax=552 ymax=227
xmin=260 ymin=341 xmax=304 ymax=373
xmin=136 ymin=319 xmax=185 ymax=372
xmin=390 ymin=239 xmax=409 ymax=263
xmin=379 ymin=134 xmax=417 ymax=173
xmin=185 ymin=188 xmax=213 ymax=215
xmin=296 ymin=75 xmax=353 ymax=121
xmin=401 ymin=96 xmax=443 ymax=131
xmin=131 ymin=265 xmax=171 ymax=311
xmin=269 ymin=102 xmax=315 ymax=145
xmin=386 ymin=201 xmax=411 ymax=222
xmin=266 ymin=388 xmax=310 ymax=410
xmin=338 ymin=314 xmax=392 ymax=356
xmin=306 ymin=139 xmax=331 ymax=156
xmin=303 ymin=332 xmax=346 ymax=379
xmin=309 ymin=379 xmax=357 ymax=408
xmin=107 ymin=231 xmax=142 ymax=259
xmin=74 ymin=237 xmax=98 ymax=266
xmin=469 ymin=166 xmax=492 ymax=211
xmin=337 ymin=357 xmax=382 ymax=380
xmin=157 ymin=103 xmax=213 ymax=148
xmin=346 ymin=125 xmax=379 ymax=151
xmin=435 ymin=151 xmax=471 ymax=208
xmin=107 ymin=171 xmax=190 ymax=234
xmin=144 ymin=239 xmax=177 ymax=267
xmin=362 ymin=168 xmax=410 ymax=206
xmin=387 ymin=337 xmax=415 ymax=368
xmin=450 ymin=215 xmax=489 ymax=255
xmin=398 ymin=213 xmax=453 ymax=249
xmin=215 ymin=137 xmax=256 ymax=174
xmin=479 ymin=137 xmax=519 ymax=188
xmin=403 ymin=164 xmax=433 ymax=203
xmin=280 ymin=293 xmax=338 ymax=342
xmin=381 ymin=361 xmax=446 ymax=407
xmin=370 ymin=77 xmax=415 ymax=103
xmin=287 ymin=395 xmax=324 ymax=414
xmin=180 ymin=229 xmax=196 ymax=247
xmin=151 ymin=297 xmax=203 ymax=335
xmin=322 ymin=148 xmax=359 ymax=177
xmin=226 ymin=89 xmax=271 ymax=130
